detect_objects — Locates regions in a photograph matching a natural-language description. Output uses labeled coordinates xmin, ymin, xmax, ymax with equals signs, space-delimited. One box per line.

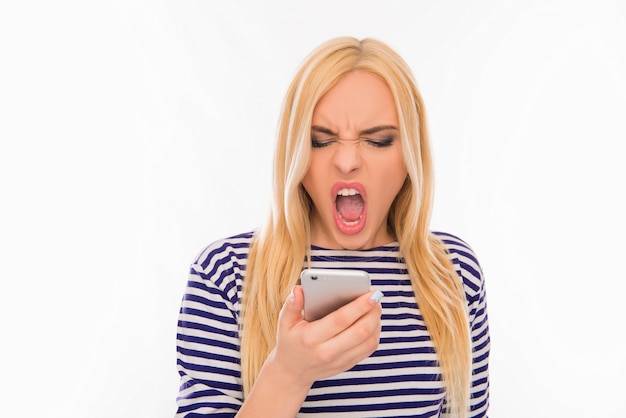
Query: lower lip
xmin=333 ymin=205 xmax=367 ymax=235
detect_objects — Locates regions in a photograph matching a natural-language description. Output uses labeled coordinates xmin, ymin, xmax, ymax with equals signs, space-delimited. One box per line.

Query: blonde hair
xmin=240 ymin=37 xmax=471 ymax=416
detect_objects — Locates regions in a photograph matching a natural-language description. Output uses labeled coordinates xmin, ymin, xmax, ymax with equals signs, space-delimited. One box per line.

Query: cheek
xmin=380 ymin=170 xmax=407 ymax=201
xmin=383 ymin=148 xmax=407 ymax=175
xmin=375 ymin=157 xmax=407 ymax=207
xmin=301 ymin=157 xmax=323 ymax=198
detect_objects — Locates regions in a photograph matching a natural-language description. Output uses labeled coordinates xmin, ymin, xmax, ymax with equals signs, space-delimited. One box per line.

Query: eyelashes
xmin=311 ymin=136 xmax=395 ymax=148
xmin=311 ymin=138 xmax=333 ymax=148
xmin=366 ymin=137 xmax=394 ymax=148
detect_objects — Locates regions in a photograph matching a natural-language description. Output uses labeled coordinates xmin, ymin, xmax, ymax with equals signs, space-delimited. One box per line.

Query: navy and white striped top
xmin=176 ymin=231 xmax=490 ymax=417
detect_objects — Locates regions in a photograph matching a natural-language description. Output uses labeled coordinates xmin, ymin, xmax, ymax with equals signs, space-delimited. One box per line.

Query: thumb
xmin=278 ymin=285 xmax=304 ymax=329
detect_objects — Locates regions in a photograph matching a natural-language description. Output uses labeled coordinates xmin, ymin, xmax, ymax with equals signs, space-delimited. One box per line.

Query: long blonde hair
xmin=240 ymin=37 xmax=472 ymax=416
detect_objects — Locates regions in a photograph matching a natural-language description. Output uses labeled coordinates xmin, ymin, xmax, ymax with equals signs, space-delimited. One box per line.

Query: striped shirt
xmin=176 ymin=231 xmax=490 ymax=417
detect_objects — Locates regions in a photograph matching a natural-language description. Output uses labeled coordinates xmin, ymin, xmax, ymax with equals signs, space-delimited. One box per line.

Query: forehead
xmin=312 ymin=70 xmax=398 ymax=128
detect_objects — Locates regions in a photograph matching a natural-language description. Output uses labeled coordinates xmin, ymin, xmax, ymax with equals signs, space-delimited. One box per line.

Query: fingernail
xmin=369 ymin=290 xmax=384 ymax=303
xmin=288 ymin=286 xmax=295 ymax=302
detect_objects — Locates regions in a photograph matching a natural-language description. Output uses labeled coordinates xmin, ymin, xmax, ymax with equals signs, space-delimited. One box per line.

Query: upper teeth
xmin=337 ymin=188 xmax=360 ymax=196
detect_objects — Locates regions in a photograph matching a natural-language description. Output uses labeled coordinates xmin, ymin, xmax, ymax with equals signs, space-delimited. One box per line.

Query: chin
xmin=332 ymin=229 xmax=379 ymax=250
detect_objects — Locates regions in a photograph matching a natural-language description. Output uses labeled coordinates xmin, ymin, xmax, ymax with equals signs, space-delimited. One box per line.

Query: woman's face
xmin=302 ymin=70 xmax=408 ymax=250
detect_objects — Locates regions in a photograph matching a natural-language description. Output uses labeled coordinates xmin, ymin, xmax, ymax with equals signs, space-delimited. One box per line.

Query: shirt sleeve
xmin=175 ymin=240 xmax=247 ymax=417
xmin=438 ymin=232 xmax=491 ymax=418
xmin=466 ymin=258 xmax=490 ymax=417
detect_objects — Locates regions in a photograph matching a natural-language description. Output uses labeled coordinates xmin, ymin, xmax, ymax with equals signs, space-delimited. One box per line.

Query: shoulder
xmin=192 ymin=231 xmax=255 ymax=273
xmin=432 ymin=231 xmax=485 ymax=303
xmin=189 ymin=231 xmax=255 ymax=297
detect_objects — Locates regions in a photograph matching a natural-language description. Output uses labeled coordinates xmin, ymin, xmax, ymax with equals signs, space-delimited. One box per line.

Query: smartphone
xmin=300 ymin=268 xmax=371 ymax=321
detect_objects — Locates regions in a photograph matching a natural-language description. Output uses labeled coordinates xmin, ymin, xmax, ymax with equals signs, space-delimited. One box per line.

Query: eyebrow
xmin=311 ymin=125 xmax=398 ymax=136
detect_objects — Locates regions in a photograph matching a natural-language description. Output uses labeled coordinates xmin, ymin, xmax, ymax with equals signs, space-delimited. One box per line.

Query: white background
xmin=1 ymin=1 xmax=625 ymax=417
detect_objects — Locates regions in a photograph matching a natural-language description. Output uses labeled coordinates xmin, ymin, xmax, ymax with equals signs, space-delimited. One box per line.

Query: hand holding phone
xmin=300 ymin=268 xmax=371 ymax=321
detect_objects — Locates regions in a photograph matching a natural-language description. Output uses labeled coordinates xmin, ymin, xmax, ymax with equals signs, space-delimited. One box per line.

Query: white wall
xmin=1 ymin=1 xmax=625 ymax=416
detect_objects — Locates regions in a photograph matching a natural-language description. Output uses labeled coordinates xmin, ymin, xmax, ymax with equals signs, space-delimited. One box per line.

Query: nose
xmin=332 ymin=140 xmax=362 ymax=175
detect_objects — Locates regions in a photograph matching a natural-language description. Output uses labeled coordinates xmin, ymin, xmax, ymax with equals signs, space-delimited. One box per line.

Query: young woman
xmin=176 ymin=37 xmax=490 ymax=417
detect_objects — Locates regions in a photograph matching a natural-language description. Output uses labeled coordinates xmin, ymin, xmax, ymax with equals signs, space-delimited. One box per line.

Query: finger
xmin=312 ymin=290 xmax=383 ymax=342
xmin=314 ymin=309 xmax=383 ymax=377
xmin=278 ymin=285 xmax=305 ymax=331
xmin=322 ymin=302 xmax=382 ymax=354
xmin=327 ymin=328 xmax=381 ymax=375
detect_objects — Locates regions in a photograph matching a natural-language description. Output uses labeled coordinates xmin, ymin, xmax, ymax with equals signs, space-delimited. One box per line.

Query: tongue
xmin=336 ymin=195 xmax=364 ymax=222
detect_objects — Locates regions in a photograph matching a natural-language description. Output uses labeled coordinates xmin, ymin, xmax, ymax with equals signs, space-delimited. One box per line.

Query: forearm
xmin=235 ymin=352 xmax=311 ymax=418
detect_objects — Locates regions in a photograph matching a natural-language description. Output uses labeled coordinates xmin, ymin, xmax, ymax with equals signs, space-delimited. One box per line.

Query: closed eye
xmin=311 ymin=135 xmax=338 ymax=148
xmin=310 ymin=125 xmax=398 ymax=148
xmin=363 ymin=136 xmax=395 ymax=148
xmin=311 ymin=126 xmax=338 ymax=148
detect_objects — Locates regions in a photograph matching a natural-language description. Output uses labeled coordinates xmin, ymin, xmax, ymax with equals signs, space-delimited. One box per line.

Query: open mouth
xmin=335 ymin=188 xmax=364 ymax=225
xmin=333 ymin=183 xmax=367 ymax=234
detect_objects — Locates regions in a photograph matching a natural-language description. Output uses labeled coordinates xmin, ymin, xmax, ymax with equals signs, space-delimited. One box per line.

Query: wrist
xmin=262 ymin=349 xmax=313 ymax=396
xmin=236 ymin=350 xmax=312 ymax=418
